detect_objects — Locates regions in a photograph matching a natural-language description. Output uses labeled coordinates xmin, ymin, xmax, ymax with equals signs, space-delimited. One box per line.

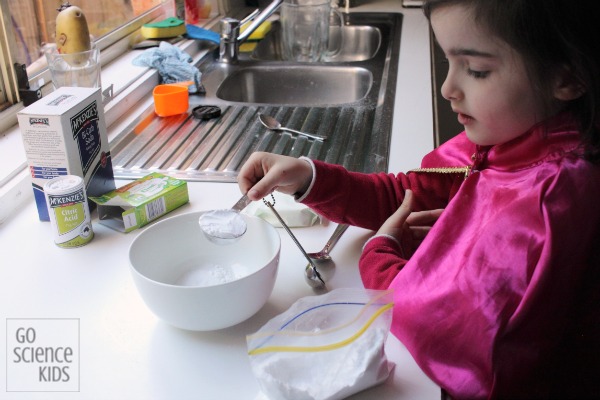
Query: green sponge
xmin=141 ymin=17 xmax=186 ymax=39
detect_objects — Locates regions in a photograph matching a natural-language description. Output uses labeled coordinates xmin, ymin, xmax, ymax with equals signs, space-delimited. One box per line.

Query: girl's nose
xmin=441 ymin=71 xmax=461 ymax=102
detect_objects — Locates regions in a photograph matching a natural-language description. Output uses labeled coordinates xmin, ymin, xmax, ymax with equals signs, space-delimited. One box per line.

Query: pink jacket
xmin=302 ymin=115 xmax=600 ymax=399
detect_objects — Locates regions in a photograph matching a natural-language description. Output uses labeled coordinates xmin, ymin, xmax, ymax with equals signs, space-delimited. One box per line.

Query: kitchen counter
xmin=0 ymin=4 xmax=438 ymax=400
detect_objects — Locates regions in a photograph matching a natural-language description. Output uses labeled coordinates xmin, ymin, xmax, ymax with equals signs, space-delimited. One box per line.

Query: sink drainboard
xmin=111 ymin=102 xmax=391 ymax=182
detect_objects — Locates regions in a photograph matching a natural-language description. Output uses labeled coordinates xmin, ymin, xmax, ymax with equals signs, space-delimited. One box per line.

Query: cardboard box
xmin=17 ymin=87 xmax=116 ymax=221
xmin=89 ymin=173 xmax=189 ymax=233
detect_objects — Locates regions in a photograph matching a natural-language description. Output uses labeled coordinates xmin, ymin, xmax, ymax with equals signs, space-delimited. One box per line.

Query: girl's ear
xmin=553 ymin=66 xmax=586 ymax=101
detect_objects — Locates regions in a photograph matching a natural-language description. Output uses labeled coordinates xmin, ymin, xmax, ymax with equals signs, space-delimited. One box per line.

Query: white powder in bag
xmin=252 ymin=328 xmax=392 ymax=400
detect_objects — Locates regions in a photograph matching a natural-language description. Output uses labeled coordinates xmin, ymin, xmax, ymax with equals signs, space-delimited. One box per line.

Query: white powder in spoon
xmin=199 ymin=210 xmax=247 ymax=239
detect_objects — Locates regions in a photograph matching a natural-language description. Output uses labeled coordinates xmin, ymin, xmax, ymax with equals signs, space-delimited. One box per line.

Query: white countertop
xmin=0 ymin=5 xmax=438 ymax=400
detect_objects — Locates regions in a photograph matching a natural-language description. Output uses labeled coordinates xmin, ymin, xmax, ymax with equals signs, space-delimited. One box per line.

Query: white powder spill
xmin=175 ymin=262 xmax=254 ymax=287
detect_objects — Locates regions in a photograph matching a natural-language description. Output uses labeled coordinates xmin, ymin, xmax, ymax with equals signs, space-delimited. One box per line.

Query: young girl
xmin=238 ymin=0 xmax=600 ymax=398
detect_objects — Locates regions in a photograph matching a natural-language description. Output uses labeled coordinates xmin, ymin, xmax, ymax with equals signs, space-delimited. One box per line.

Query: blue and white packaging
xmin=17 ymin=87 xmax=116 ymax=221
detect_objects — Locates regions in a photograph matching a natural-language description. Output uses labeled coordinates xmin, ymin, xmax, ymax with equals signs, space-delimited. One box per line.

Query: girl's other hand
xmin=238 ymin=152 xmax=313 ymax=201
xmin=377 ymin=190 xmax=444 ymax=257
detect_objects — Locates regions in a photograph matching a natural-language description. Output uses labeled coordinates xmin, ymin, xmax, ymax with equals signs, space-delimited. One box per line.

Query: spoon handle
xmin=281 ymin=127 xmax=328 ymax=142
xmin=231 ymin=194 xmax=251 ymax=212
xmin=324 ymin=223 xmax=349 ymax=253
xmin=264 ymin=202 xmax=326 ymax=285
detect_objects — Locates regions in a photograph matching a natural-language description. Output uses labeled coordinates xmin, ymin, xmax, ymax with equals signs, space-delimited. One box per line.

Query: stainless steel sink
xmin=110 ymin=12 xmax=403 ymax=182
xmin=216 ymin=65 xmax=373 ymax=105
xmin=251 ymin=23 xmax=382 ymax=62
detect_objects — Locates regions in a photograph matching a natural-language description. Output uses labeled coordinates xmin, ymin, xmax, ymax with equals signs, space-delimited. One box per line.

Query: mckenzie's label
xmin=46 ymin=187 xmax=93 ymax=248
xmin=71 ymin=101 xmax=101 ymax=177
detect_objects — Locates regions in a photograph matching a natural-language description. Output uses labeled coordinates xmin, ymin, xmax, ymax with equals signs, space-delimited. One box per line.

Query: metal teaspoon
xmin=258 ymin=114 xmax=328 ymax=142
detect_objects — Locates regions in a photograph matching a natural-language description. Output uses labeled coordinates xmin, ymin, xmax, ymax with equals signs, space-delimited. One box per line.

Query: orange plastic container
xmin=153 ymin=82 xmax=191 ymax=117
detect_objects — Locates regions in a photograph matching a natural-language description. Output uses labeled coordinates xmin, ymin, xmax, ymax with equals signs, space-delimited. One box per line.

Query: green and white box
xmin=89 ymin=173 xmax=189 ymax=232
xmin=17 ymin=86 xmax=116 ymax=221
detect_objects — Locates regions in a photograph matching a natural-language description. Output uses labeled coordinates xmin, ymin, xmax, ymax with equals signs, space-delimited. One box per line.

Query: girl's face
xmin=431 ymin=4 xmax=547 ymax=146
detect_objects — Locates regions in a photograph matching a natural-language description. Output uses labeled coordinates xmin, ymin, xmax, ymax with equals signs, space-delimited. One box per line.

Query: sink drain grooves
xmin=113 ymin=113 xmax=189 ymax=169
xmin=166 ymin=113 xmax=223 ymax=171
xmin=323 ymin=107 xmax=355 ymax=166
xmin=185 ymin=106 xmax=246 ymax=171
xmin=133 ymin=116 xmax=200 ymax=170
xmin=113 ymin=103 xmax=383 ymax=182
xmin=223 ymin=110 xmax=267 ymax=173
xmin=206 ymin=106 xmax=259 ymax=172
xmin=147 ymin=116 xmax=202 ymax=170
xmin=365 ymin=107 xmax=393 ymax=173
xmin=342 ymin=107 xmax=373 ymax=172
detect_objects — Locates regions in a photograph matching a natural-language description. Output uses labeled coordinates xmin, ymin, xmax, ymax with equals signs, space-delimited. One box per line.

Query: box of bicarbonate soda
xmin=17 ymin=86 xmax=116 ymax=221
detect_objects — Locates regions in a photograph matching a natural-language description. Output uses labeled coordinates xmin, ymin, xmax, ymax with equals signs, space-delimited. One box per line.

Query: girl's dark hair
xmin=423 ymin=0 xmax=600 ymax=161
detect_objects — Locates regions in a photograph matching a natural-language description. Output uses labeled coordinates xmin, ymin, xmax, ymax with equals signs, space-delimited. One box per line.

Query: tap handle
xmin=220 ymin=17 xmax=240 ymax=41
xmin=237 ymin=0 xmax=283 ymax=43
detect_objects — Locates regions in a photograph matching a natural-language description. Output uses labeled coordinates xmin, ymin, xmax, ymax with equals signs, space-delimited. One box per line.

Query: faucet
xmin=219 ymin=0 xmax=283 ymax=63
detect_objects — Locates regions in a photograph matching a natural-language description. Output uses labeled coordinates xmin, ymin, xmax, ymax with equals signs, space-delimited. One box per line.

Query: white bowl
xmin=129 ymin=211 xmax=280 ymax=331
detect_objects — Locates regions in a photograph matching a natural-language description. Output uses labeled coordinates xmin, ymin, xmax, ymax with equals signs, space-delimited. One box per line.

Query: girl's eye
xmin=467 ymin=69 xmax=490 ymax=79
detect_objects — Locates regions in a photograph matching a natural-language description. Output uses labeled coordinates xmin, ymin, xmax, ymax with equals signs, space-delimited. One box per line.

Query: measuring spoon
xmin=307 ymin=224 xmax=349 ymax=261
xmin=198 ymin=195 xmax=251 ymax=245
xmin=262 ymin=198 xmax=327 ymax=290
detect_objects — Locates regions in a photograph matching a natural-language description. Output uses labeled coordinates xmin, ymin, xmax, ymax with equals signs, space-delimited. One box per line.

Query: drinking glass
xmin=45 ymin=44 xmax=101 ymax=89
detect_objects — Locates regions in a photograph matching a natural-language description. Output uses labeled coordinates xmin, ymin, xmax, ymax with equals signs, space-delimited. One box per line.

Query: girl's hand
xmin=238 ymin=152 xmax=314 ymax=201
xmin=377 ymin=190 xmax=444 ymax=257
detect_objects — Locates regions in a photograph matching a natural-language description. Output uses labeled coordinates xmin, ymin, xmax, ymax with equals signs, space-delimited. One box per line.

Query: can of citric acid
xmin=44 ymin=175 xmax=94 ymax=248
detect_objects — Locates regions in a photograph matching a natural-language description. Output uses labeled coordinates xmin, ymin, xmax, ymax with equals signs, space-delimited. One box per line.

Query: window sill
xmin=0 ymin=31 xmax=214 ymax=224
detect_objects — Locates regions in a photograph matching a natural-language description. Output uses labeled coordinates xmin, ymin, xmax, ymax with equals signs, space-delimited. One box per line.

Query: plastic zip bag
xmin=247 ymin=288 xmax=394 ymax=400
